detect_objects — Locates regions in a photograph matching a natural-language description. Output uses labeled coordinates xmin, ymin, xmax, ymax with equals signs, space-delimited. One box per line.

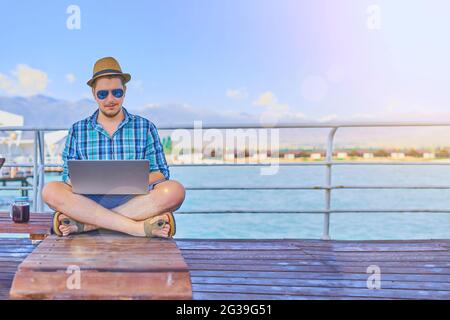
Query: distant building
xmin=423 ymin=153 xmax=435 ymax=159
xmin=0 ymin=110 xmax=24 ymax=127
xmin=310 ymin=153 xmax=322 ymax=160
xmin=336 ymin=152 xmax=348 ymax=160
xmin=0 ymin=110 xmax=27 ymax=169
xmin=391 ymin=152 xmax=405 ymax=159
xmin=258 ymin=153 xmax=268 ymax=160
xmin=363 ymin=153 xmax=374 ymax=159
xmin=284 ymin=153 xmax=295 ymax=160
xmin=249 ymin=153 xmax=269 ymax=162
xmin=225 ymin=153 xmax=235 ymax=161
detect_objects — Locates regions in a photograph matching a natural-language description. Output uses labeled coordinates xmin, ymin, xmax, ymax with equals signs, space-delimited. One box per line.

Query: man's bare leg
xmin=42 ymin=181 xmax=175 ymax=237
xmin=111 ymin=180 xmax=185 ymax=220
xmin=57 ymin=213 xmax=170 ymax=237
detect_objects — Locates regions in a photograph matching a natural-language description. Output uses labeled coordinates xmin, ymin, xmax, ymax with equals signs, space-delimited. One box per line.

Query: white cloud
xmin=317 ymin=113 xmax=379 ymax=123
xmin=65 ymin=73 xmax=76 ymax=84
xmin=226 ymin=88 xmax=248 ymax=100
xmin=349 ymin=113 xmax=377 ymax=120
xmin=253 ymin=91 xmax=305 ymax=126
xmin=253 ymin=91 xmax=277 ymax=107
xmin=318 ymin=114 xmax=339 ymax=122
xmin=0 ymin=64 xmax=48 ymax=96
xmin=142 ymin=103 xmax=163 ymax=109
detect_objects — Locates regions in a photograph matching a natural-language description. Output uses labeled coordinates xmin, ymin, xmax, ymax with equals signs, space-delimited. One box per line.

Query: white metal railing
xmin=1 ymin=123 xmax=450 ymax=240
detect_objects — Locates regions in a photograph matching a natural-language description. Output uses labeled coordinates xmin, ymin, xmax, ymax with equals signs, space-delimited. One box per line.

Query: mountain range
xmin=1 ymin=95 xmax=450 ymax=148
xmin=0 ymin=95 xmax=260 ymax=128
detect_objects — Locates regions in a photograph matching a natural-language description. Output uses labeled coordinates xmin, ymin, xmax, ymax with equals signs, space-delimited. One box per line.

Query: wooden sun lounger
xmin=9 ymin=231 xmax=193 ymax=299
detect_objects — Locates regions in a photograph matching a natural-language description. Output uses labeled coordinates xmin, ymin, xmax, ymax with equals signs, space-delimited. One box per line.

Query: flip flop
xmin=52 ymin=211 xmax=85 ymax=237
xmin=143 ymin=212 xmax=176 ymax=238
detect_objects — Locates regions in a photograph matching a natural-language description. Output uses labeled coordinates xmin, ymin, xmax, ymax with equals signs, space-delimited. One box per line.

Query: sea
xmin=1 ymin=165 xmax=450 ymax=240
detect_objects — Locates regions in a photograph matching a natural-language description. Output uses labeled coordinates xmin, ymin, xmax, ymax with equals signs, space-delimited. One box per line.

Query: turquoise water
xmin=1 ymin=165 xmax=450 ymax=240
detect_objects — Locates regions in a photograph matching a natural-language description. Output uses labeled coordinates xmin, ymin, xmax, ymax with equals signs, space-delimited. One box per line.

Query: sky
xmin=2 ymin=0 xmax=450 ymax=124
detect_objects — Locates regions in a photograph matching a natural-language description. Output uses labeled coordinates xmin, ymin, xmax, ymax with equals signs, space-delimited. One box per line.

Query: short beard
xmin=99 ymin=106 xmax=122 ymax=118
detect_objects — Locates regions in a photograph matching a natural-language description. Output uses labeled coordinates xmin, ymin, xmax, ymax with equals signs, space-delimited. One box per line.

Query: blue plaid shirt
xmin=61 ymin=107 xmax=169 ymax=183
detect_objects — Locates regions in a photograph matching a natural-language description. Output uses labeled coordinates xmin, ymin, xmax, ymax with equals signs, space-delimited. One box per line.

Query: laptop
xmin=68 ymin=160 xmax=149 ymax=195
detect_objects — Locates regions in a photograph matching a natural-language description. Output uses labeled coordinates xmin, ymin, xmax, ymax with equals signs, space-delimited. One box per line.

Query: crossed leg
xmin=42 ymin=180 xmax=185 ymax=237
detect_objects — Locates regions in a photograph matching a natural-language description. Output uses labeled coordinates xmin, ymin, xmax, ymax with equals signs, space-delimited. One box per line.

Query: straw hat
xmin=86 ymin=56 xmax=131 ymax=87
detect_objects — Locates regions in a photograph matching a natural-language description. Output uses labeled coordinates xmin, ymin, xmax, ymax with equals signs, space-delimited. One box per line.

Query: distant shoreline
xmin=1 ymin=155 xmax=450 ymax=176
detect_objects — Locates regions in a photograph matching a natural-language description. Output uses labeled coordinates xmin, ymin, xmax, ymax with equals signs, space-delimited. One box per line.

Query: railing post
xmin=322 ymin=127 xmax=338 ymax=240
xmin=32 ymin=131 xmax=38 ymax=212
xmin=37 ymin=131 xmax=45 ymax=212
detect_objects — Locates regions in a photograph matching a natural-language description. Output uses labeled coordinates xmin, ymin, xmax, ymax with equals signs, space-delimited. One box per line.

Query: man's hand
xmin=148 ymin=171 xmax=166 ymax=184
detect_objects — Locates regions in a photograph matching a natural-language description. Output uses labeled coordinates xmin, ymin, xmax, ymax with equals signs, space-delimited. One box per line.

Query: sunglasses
xmin=96 ymin=88 xmax=124 ymax=100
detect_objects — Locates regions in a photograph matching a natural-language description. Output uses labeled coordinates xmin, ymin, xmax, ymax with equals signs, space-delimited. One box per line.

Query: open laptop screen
xmin=68 ymin=160 xmax=149 ymax=195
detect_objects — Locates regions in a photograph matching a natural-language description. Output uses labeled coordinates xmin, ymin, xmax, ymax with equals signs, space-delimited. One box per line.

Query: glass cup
xmin=10 ymin=196 xmax=30 ymax=223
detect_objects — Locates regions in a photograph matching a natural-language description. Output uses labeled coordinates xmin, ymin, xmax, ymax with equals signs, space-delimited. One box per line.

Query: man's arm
xmin=61 ymin=126 xmax=78 ymax=185
xmin=145 ymin=122 xmax=170 ymax=183
xmin=148 ymin=171 xmax=166 ymax=184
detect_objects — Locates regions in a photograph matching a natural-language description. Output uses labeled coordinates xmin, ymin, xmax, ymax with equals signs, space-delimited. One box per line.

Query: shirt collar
xmin=89 ymin=106 xmax=134 ymax=129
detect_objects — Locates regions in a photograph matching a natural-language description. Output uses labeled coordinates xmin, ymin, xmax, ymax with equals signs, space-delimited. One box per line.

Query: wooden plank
xmin=188 ymin=270 xmax=450 ymax=282
xmin=182 ymin=253 xmax=450 ymax=262
xmin=178 ymin=238 xmax=450 ymax=244
xmin=0 ymin=212 xmax=52 ymax=237
xmin=183 ymin=258 xmax=450 ymax=268
xmin=0 ymin=239 xmax=36 ymax=244
xmin=177 ymin=238 xmax=450 ymax=244
xmin=181 ymin=246 xmax=448 ymax=253
xmin=9 ymin=233 xmax=193 ymax=299
xmin=0 ymin=246 xmax=37 ymax=252
xmin=29 ymin=242 xmax=181 ymax=249
xmin=177 ymin=242 xmax=328 ymax=250
xmin=0 ymin=247 xmax=38 ymax=253
xmin=192 ymin=291 xmax=383 ymax=300
xmin=19 ymin=259 xmax=189 ymax=272
xmin=10 ymin=271 xmax=192 ymax=300
xmin=180 ymin=249 xmax=450 ymax=255
xmin=176 ymin=240 xmax=449 ymax=251
xmin=0 ymin=212 xmax=52 ymax=219
xmin=185 ymin=263 xmax=450 ymax=274
xmin=0 ymin=261 xmax=28 ymax=268
xmin=191 ymin=284 xmax=450 ymax=299
xmin=0 ymin=212 xmax=52 ymax=222
xmin=0 ymin=268 xmax=22 ymax=274
xmin=0 ymin=258 xmax=29 ymax=263
xmin=180 ymin=250 xmax=450 ymax=259
xmin=190 ymin=276 xmax=450 ymax=291
xmin=36 ymin=241 xmax=179 ymax=250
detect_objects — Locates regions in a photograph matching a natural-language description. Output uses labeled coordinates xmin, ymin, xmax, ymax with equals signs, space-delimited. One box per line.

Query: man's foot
xmin=140 ymin=213 xmax=173 ymax=238
xmin=58 ymin=213 xmax=98 ymax=236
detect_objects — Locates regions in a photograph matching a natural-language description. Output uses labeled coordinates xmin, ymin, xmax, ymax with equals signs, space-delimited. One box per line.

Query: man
xmin=42 ymin=57 xmax=185 ymax=238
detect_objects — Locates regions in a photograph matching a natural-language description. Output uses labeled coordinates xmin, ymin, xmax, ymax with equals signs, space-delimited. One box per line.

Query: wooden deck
xmin=0 ymin=213 xmax=52 ymax=240
xmin=1 ymin=235 xmax=450 ymax=299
